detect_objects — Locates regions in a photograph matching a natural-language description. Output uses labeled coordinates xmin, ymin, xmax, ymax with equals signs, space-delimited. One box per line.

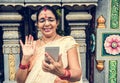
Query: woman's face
xmin=37 ymin=9 xmax=59 ymax=37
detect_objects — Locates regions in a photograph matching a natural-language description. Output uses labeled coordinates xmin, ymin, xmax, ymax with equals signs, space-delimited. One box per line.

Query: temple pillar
xmin=66 ymin=12 xmax=92 ymax=83
xmin=0 ymin=12 xmax=22 ymax=83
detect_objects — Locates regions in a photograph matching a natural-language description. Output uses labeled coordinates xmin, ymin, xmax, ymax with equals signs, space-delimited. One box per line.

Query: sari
xmin=25 ymin=36 xmax=83 ymax=83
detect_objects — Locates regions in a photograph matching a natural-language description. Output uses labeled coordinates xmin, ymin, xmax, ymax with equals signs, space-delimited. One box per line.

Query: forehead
xmin=39 ymin=9 xmax=55 ymax=18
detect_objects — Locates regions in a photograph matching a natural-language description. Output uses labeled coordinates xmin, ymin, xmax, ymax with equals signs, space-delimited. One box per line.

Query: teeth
xmin=44 ymin=28 xmax=51 ymax=32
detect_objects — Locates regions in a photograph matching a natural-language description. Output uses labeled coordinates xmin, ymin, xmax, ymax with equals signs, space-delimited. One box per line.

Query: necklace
xmin=42 ymin=34 xmax=58 ymax=44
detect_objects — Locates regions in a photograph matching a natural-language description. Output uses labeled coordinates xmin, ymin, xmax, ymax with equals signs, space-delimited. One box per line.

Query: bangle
xmin=19 ymin=63 xmax=29 ymax=70
xmin=59 ymin=69 xmax=71 ymax=80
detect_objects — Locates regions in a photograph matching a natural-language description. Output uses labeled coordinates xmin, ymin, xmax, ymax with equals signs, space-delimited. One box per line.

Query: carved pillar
xmin=0 ymin=12 xmax=22 ymax=83
xmin=66 ymin=12 xmax=92 ymax=83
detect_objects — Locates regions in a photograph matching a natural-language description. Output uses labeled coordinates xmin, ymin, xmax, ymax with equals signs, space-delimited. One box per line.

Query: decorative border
xmin=110 ymin=0 xmax=119 ymax=29
xmin=109 ymin=60 xmax=117 ymax=83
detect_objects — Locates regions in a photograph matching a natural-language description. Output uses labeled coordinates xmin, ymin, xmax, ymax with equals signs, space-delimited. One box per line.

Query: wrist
xmin=59 ymin=69 xmax=71 ymax=80
xmin=19 ymin=62 xmax=30 ymax=70
xmin=22 ymin=55 xmax=30 ymax=60
xmin=21 ymin=55 xmax=30 ymax=63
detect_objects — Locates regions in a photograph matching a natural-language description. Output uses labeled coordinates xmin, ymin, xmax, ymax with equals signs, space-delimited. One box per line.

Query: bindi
xmin=43 ymin=7 xmax=47 ymax=12
xmin=43 ymin=7 xmax=48 ymax=18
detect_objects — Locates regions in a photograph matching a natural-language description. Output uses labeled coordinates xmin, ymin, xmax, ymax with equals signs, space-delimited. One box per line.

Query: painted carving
xmin=8 ymin=48 xmax=16 ymax=80
xmin=110 ymin=0 xmax=119 ymax=29
xmin=3 ymin=45 xmax=20 ymax=54
xmin=90 ymin=33 xmax=95 ymax=53
xmin=96 ymin=60 xmax=104 ymax=71
xmin=97 ymin=15 xmax=105 ymax=28
xmin=104 ymin=35 xmax=120 ymax=55
xmin=3 ymin=31 xmax=19 ymax=39
xmin=109 ymin=60 xmax=117 ymax=83
xmin=71 ymin=29 xmax=85 ymax=39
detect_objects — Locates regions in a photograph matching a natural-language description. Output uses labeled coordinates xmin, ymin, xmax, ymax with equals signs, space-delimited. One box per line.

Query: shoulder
xmin=60 ymin=36 xmax=78 ymax=45
xmin=62 ymin=36 xmax=79 ymax=50
xmin=62 ymin=36 xmax=74 ymax=40
xmin=61 ymin=36 xmax=76 ymax=42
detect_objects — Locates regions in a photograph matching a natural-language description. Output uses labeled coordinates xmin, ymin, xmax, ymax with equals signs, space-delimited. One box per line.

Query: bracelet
xmin=19 ymin=63 xmax=30 ymax=70
xmin=59 ymin=69 xmax=71 ymax=80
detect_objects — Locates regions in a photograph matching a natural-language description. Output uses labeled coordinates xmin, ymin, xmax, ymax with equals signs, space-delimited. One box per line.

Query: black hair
xmin=36 ymin=5 xmax=59 ymax=22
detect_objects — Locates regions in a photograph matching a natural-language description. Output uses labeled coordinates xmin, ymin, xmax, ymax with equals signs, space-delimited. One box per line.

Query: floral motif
xmin=104 ymin=35 xmax=120 ymax=55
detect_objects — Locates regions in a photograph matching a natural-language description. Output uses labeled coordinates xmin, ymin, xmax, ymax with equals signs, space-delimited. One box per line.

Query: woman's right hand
xmin=20 ymin=35 xmax=36 ymax=62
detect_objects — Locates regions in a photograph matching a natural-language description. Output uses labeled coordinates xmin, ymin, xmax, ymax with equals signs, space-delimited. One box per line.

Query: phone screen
xmin=45 ymin=46 xmax=59 ymax=62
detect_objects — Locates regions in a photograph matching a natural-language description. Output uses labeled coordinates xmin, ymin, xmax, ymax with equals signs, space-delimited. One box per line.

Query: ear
xmin=35 ymin=22 xmax=37 ymax=26
xmin=35 ymin=21 xmax=40 ymax=26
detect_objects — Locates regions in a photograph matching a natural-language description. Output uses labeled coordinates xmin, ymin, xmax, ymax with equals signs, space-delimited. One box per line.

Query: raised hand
xmin=20 ymin=35 xmax=36 ymax=61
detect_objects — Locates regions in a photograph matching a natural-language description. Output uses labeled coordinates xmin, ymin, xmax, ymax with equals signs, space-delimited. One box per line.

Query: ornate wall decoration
xmin=8 ymin=48 xmax=16 ymax=80
xmin=102 ymin=33 xmax=120 ymax=56
xmin=96 ymin=29 xmax=120 ymax=60
xmin=96 ymin=28 xmax=120 ymax=82
xmin=90 ymin=33 xmax=95 ymax=53
xmin=110 ymin=0 xmax=119 ymax=29
xmin=94 ymin=0 xmax=120 ymax=83
xmin=3 ymin=31 xmax=19 ymax=39
xmin=104 ymin=35 xmax=120 ymax=55
xmin=109 ymin=60 xmax=117 ymax=83
xmin=97 ymin=15 xmax=106 ymax=28
xmin=71 ymin=29 xmax=85 ymax=39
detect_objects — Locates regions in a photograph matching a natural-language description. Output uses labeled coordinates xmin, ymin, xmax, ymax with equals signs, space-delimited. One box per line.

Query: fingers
xmin=45 ymin=53 xmax=62 ymax=64
xmin=45 ymin=52 xmax=54 ymax=64
xmin=25 ymin=34 xmax=34 ymax=44
xmin=25 ymin=36 xmax=28 ymax=44
xmin=20 ymin=34 xmax=34 ymax=47
xmin=43 ymin=53 xmax=64 ymax=76
xmin=42 ymin=60 xmax=55 ymax=72
xmin=29 ymin=35 xmax=33 ymax=43
xmin=42 ymin=60 xmax=49 ymax=72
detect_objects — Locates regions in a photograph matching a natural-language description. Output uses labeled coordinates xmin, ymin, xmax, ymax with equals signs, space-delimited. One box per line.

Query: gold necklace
xmin=42 ymin=34 xmax=57 ymax=44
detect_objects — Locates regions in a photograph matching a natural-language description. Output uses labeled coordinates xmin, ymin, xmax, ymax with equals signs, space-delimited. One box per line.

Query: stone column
xmin=66 ymin=12 xmax=92 ymax=83
xmin=0 ymin=12 xmax=22 ymax=83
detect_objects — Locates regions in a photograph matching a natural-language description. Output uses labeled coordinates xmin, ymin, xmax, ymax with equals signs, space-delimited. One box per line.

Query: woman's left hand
xmin=42 ymin=52 xmax=65 ymax=77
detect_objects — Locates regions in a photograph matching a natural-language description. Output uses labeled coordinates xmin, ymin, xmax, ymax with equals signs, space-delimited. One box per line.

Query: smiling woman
xmin=37 ymin=6 xmax=59 ymax=38
xmin=15 ymin=5 xmax=83 ymax=83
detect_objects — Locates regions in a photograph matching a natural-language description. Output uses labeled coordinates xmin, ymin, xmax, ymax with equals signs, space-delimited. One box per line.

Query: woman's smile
xmin=43 ymin=27 xmax=52 ymax=32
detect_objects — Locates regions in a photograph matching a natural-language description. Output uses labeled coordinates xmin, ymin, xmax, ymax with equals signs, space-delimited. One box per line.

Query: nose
xmin=44 ymin=20 xmax=50 ymax=26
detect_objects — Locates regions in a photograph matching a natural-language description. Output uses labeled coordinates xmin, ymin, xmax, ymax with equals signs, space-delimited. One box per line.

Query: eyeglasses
xmin=38 ymin=17 xmax=56 ymax=23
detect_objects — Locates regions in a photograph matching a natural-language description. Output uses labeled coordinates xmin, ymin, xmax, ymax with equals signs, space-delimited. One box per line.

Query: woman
xmin=15 ymin=5 xmax=82 ymax=83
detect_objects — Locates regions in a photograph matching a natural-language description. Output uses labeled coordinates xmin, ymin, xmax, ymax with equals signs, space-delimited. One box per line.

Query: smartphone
xmin=45 ymin=46 xmax=59 ymax=62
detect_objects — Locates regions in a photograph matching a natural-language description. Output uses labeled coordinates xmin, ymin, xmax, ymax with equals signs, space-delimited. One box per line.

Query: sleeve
xmin=65 ymin=36 xmax=79 ymax=51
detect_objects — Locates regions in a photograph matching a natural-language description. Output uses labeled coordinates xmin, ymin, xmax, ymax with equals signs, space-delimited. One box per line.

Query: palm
xmin=22 ymin=44 xmax=35 ymax=56
xmin=20 ymin=35 xmax=36 ymax=58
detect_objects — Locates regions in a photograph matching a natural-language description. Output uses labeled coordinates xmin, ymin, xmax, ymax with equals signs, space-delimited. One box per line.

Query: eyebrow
xmin=39 ymin=17 xmax=55 ymax=19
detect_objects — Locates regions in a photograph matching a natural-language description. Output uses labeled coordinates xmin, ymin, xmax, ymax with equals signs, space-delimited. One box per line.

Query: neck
xmin=42 ymin=34 xmax=58 ymax=44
